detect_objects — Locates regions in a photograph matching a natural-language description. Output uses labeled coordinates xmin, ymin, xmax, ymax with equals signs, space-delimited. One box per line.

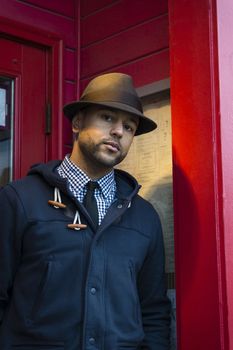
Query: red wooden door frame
xmin=0 ymin=16 xmax=64 ymax=169
xmin=169 ymin=0 xmax=228 ymax=349
xmin=0 ymin=38 xmax=50 ymax=178
xmin=216 ymin=0 xmax=233 ymax=348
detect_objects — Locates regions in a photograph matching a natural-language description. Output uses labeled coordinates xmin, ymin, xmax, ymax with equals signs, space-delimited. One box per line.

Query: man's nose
xmin=110 ymin=121 xmax=123 ymax=137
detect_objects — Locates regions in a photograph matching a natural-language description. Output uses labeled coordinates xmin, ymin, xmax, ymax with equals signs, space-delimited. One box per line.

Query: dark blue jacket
xmin=0 ymin=161 xmax=170 ymax=350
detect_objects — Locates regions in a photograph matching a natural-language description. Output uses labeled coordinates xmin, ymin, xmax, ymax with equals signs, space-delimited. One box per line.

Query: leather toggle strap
xmin=48 ymin=200 xmax=66 ymax=209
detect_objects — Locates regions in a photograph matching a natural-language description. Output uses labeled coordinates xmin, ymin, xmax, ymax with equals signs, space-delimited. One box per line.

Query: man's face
xmin=72 ymin=106 xmax=139 ymax=175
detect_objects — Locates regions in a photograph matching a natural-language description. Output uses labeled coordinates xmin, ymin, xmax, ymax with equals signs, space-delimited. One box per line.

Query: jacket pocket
xmin=128 ymin=260 xmax=141 ymax=325
xmin=29 ymin=260 xmax=53 ymax=321
xmin=118 ymin=342 xmax=140 ymax=350
xmin=12 ymin=344 xmax=64 ymax=350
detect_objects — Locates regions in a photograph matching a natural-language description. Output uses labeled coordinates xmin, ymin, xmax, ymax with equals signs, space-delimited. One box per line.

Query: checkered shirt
xmin=57 ymin=155 xmax=116 ymax=225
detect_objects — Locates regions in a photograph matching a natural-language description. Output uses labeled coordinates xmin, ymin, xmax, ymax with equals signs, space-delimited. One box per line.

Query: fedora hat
xmin=63 ymin=72 xmax=157 ymax=136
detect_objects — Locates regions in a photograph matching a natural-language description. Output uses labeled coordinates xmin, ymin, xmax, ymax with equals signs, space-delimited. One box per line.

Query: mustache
xmin=100 ymin=138 xmax=121 ymax=151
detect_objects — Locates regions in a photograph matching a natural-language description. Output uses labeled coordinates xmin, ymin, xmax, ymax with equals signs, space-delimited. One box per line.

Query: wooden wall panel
xmin=80 ymin=0 xmax=169 ymax=93
xmin=0 ymin=0 xmax=76 ymax=48
xmin=81 ymin=0 xmax=168 ymax=46
xmin=64 ymin=81 xmax=76 ymax=104
xmin=64 ymin=48 xmax=76 ymax=81
xmin=81 ymin=0 xmax=117 ymax=18
xmin=80 ymin=50 xmax=170 ymax=91
xmin=81 ymin=15 xmax=168 ymax=78
xmin=17 ymin=0 xmax=75 ymax=18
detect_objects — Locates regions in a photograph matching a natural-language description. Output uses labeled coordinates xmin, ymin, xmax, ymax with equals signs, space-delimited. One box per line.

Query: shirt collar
xmin=59 ymin=155 xmax=115 ymax=198
xmin=97 ymin=169 xmax=116 ymax=198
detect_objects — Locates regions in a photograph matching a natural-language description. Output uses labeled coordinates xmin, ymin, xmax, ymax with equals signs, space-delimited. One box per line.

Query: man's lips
xmin=103 ymin=141 xmax=120 ymax=152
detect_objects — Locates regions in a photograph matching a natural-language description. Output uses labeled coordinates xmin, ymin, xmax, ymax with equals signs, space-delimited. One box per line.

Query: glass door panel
xmin=0 ymin=76 xmax=14 ymax=186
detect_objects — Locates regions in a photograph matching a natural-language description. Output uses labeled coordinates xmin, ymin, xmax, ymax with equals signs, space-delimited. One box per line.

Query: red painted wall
xmin=79 ymin=0 xmax=169 ymax=89
xmin=0 ymin=0 xmax=79 ymax=157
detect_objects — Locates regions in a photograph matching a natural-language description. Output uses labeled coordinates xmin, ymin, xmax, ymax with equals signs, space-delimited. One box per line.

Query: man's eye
xmin=124 ymin=124 xmax=134 ymax=133
xmin=102 ymin=114 xmax=113 ymax=122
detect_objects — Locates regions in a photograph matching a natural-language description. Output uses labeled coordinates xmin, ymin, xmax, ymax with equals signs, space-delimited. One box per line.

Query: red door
xmin=0 ymin=37 xmax=50 ymax=184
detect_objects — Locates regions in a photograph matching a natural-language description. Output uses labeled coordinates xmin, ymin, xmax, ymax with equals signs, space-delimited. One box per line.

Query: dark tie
xmin=83 ymin=181 xmax=99 ymax=229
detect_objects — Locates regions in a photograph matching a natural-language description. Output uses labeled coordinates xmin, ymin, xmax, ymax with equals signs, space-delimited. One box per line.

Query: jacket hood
xmin=27 ymin=160 xmax=141 ymax=201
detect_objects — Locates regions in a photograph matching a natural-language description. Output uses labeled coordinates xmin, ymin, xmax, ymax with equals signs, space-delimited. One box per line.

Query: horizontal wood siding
xmin=80 ymin=50 xmax=170 ymax=91
xmin=80 ymin=0 xmax=169 ymax=89
xmin=80 ymin=0 xmax=117 ymax=18
xmin=81 ymin=15 xmax=168 ymax=78
xmin=17 ymin=0 xmax=75 ymax=18
xmin=81 ymin=0 xmax=168 ymax=46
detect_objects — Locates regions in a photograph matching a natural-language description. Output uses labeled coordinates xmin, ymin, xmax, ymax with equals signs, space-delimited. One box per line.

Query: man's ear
xmin=72 ymin=113 xmax=82 ymax=133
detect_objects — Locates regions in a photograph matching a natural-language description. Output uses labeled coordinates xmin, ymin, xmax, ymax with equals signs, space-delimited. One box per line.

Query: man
xmin=0 ymin=73 xmax=171 ymax=349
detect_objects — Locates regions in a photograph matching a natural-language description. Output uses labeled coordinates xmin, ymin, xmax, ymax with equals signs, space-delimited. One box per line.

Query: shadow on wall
xmin=145 ymin=149 xmax=199 ymax=349
xmin=147 ymin=177 xmax=176 ymax=350
xmin=172 ymin=148 xmax=200 ymax=348
xmin=0 ymin=167 xmax=10 ymax=187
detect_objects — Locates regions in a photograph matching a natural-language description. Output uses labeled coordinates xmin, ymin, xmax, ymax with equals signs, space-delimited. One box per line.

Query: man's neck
xmin=69 ymin=154 xmax=112 ymax=180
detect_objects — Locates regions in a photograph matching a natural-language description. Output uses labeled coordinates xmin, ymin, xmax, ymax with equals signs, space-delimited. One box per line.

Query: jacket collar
xmin=27 ymin=160 xmax=141 ymax=202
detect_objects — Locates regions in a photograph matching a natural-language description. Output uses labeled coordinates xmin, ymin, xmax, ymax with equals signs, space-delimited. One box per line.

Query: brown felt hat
xmin=63 ymin=72 xmax=157 ymax=136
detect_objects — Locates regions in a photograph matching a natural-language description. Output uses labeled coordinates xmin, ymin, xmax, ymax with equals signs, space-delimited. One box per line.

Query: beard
xmin=78 ymin=135 xmax=128 ymax=170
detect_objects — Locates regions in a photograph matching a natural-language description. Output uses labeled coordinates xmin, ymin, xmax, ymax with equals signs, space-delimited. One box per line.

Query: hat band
xmin=80 ymin=89 xmax=143 ymax=113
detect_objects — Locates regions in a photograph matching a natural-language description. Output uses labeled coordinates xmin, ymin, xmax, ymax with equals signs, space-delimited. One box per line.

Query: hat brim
xmin=63 ymin=101 xmax=157 ymax=136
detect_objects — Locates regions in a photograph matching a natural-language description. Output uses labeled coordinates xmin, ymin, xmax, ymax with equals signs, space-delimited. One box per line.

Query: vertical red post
xmin=216 ymin=0 xmax=233 ymax=349
xmin=168 ymin=0 xmax=228 ymax=349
